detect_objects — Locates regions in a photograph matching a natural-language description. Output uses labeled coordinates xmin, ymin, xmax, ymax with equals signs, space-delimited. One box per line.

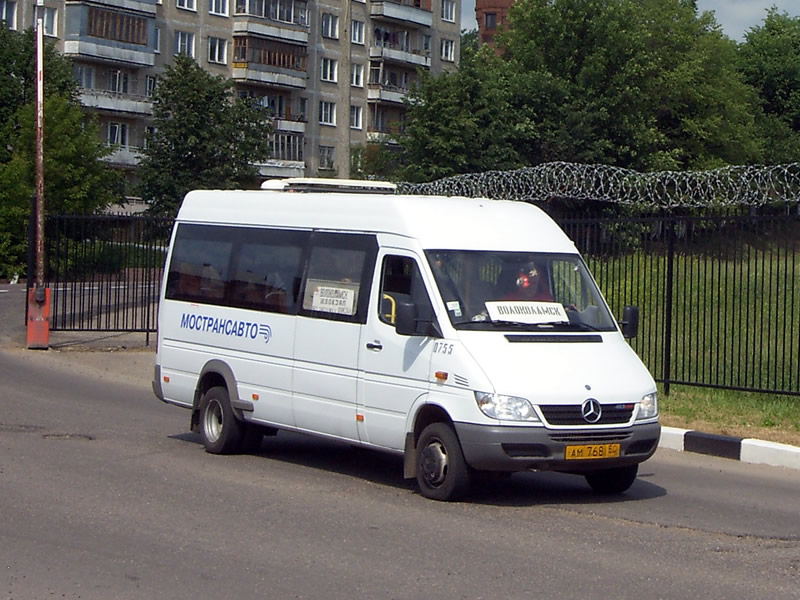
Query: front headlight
xmin=636 ymin=392 xmax=658 ymax=420
xmin=474 ymin=391 xmax=541 ymax=422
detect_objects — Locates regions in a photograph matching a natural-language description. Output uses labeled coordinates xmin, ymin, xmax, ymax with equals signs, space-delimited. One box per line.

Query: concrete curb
xmin=660 ymin=426 xmax=800 ymax=470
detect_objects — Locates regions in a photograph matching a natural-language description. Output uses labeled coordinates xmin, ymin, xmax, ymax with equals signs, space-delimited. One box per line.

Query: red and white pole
xmin=27 ymin=0 xmax=50 ymax=349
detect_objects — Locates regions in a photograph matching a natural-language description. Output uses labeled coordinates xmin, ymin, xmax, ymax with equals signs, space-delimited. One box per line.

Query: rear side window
xmin=299 ymin=232 xmax=378 ymax=323
xmin=165 ymin=224 xmax=308 ymax=314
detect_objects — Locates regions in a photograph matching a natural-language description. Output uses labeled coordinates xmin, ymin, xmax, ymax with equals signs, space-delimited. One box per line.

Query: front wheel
xmin=199 ymin=386 xmax=245 ymax=454
xmin=584 ymin=464 xmax=639 ymax=494
xmin=416 ymin=423 xmax=471 ymax=501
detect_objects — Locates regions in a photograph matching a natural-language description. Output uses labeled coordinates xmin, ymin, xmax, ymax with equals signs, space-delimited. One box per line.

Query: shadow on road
xmin=169 ymin=428 xmax=666 ymax=506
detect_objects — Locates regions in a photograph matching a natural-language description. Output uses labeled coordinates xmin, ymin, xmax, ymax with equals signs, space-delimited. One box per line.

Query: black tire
xmin=416 ymin=423 xmax=471 ymax=501
xmin=199 ymin=386 xmax=244 ymax=454
xmin=585 ymin=464 xmax=639 ymax=494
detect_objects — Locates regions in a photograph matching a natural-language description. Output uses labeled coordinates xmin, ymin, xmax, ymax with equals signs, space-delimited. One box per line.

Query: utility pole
xmin=27 ymin=0 xmax=50 ymax=349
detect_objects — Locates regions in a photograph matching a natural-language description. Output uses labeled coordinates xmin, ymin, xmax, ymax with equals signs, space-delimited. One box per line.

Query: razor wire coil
xmin=397 ymin=162 xmax=800 ymax=207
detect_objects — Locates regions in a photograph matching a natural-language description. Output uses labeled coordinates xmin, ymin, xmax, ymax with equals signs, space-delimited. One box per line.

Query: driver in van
xmin=503 ymin=262 xmax=553 ymax=302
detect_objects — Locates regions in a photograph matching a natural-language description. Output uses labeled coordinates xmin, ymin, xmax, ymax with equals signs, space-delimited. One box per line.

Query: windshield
xmin=425 ymin=250 xmax=618 ymax=332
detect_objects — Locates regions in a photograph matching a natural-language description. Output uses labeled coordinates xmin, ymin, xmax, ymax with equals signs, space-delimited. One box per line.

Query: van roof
xmin=177 ymin=190 xmax=578 ymax=253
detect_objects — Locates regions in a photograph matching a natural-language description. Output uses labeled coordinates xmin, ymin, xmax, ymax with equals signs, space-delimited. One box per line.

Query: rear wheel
xmin=199 ymin=386 xmax=244 ymax=454
xmin=416 ymin=423 xmax=471 ymax=501
xmin=585 ymin=464 xmax=639 ymax=494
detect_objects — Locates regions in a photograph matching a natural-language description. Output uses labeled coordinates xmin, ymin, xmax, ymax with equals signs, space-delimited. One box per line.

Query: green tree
xmin=501 ymin=0 xmax=763 ymax=171
xmin=738 ymin=8 xmax=800 ymax=163
xmin=0 ymin=25 xmax=120 ymax=278
xmin=397 ymin=35 xmax=524 ymax=182
xmin=138 ymin=54 xmax=273 ymax=215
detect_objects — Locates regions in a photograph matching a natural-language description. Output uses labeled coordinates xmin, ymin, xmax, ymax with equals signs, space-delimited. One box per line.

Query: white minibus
xmin=153 ymin=179 xmax=660 ymax=501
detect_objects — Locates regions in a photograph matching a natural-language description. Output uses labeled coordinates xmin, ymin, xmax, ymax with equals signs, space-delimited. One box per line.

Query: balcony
xmin=103 ymin=145 xmax=143 ymax=168
xmin=367 ymin=83 xmax=408 ymax=105
xmin=369 ymin=44 xmax=430 ymax=68
xmin=63 ymin=40 xmax=155 ymax=67
xmin=79 ymin=88 xmax=153 ymax=116
xmin=273 ymin=118 xmax=306 ymax=134
xmin=232 ymin=17 xmax=308 ymax=45
xmin=84 ymin=0 xmax=158 ymax=14
xmin=232 ymin=63 xmax=307 ymax=89
xmin=370 ymin=0 xmax=433 ymax=27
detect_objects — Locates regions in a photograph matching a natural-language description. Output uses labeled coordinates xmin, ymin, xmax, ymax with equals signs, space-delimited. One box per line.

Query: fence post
xmin=662 ymin=218 xmax=675 ymax=395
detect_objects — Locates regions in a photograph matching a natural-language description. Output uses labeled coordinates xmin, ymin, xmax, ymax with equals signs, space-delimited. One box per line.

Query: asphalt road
xmin=1 ymin=341 xmax=799 ymax=600
xmin=2 ymin=283 xmax=799 ymax=598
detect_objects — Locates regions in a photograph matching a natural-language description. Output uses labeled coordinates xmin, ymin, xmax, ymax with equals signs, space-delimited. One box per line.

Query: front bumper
xmin=454 ymin=421 xmax=661 ymax=473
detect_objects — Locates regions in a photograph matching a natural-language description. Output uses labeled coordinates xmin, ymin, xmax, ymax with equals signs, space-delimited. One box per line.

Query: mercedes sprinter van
xmin=153 ymin=179 xmax=660 ymax=501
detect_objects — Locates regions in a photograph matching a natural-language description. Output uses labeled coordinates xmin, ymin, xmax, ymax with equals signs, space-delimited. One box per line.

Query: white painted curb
xmin=659 ymin=426 xmax=688 ymax=451
xmin=741 ymin=439 xmax=800 ymax=470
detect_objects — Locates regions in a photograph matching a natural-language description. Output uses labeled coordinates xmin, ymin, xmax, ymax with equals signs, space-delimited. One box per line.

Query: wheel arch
xmin=402 ymin=397 xmax=457 ymax=479
xmin=190 ymin=359 xmax=252 ymax=432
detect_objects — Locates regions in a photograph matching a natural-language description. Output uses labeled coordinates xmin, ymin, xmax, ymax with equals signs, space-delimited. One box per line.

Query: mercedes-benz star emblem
xmin=581 ymin=398 xmax=602 ymax=423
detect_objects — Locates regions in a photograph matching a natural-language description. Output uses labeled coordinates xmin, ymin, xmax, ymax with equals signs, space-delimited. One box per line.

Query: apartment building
xmin=2 ymin=0 xmax=460 ymax=187
xmin=475 ymin=0 xmax=510 ymax=45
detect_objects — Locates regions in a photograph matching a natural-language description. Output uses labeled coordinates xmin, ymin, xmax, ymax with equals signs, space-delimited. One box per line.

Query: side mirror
xmin=395 ymin=302 xmax=417 ymax=336
xmin=395 ymin=302 xmax=443 ymax=338
xmin=620 ymin=305 xmax=639 ymax=339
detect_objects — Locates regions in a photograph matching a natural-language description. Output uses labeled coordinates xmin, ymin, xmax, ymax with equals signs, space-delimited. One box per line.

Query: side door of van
xmin=357 ymin=251 xmax=438 ymax=450
xmin=292 ymin=232 xmax=378 ymax=442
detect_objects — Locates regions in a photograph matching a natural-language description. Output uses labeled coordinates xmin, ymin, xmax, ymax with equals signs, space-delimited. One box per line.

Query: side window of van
xmin=165 ymin=224 xmax=308 ymax=314
xmin=379 ymin=255 xmax=435 ymax=332
xmin=300 ymin=233 xmax=377 ymax=323
xmin=166 ymin=225 xmax=232 ymax=303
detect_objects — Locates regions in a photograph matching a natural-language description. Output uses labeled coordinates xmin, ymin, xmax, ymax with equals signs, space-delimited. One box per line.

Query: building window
xmin=319 ymin=101 xmax=336 ymax=126
xmin=144 ymin=126 xmax=157 ymax=149
xmin=320 ymin=57 xmax=337 ymax=82
xmin=175 ymin=31 xmax=195 ymax=57
xmin=321 ymin=12 xmax=338 ymax=39
xmin=107 ymin=122 xmax=129 ymax=147
xmin=319 ymin=145 xmax=335 ymax=170
xmin=485 ymin=12 xmax=497 ymax=29
xmin=440 ymin=38 xmax=454 ymax=62
xmin=350 ymin=105 xmax=362 ymax=130
xmin=88 ymin=7 xmax=148 ymax=46
xmin=270 ymin=133 xmax=304 ymax=161
xmin=177 ymin=0 xmax=196 ymax=10
xmin=351 ymin=20 xmax=364 ymax=44
xmin=38 ymin=6 xmax=57 ymax=36
xmin=351 ymin=63 xmax=363 ymax=87
xmin=233 ymin=37 xmax=307 ymax=71
xmin=0 ymin=1 xmax=16 ymax=29
xmin=441 ymin=0 xmax=455 ymax=23
xmin=154 ymin=27 xmax=160 ymax=52
xmin=108 ymin=70 xmax=130 ymax=94
xmin=208 ymin=37 xmax=227 ymax=64
xmin=210 ymin=0 xmax=228 ymax=16
xmin=73 ymin=64 xmax=95 ymax=89
xmin=145 ymin=75 xmax=157 ymax=97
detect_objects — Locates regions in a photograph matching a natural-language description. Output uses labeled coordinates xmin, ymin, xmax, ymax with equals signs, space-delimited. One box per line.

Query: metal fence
xmin=37 ymin=210 xmax=800 ymax=396
xmin=38 ymin=214 xmax=172 ymax=343
xmin=557 ymin=208 xmax=800 ymax=397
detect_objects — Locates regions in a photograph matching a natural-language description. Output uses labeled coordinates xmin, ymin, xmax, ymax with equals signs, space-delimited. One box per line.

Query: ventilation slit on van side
xmin=453 ymin=374 xmax=469 ymax=387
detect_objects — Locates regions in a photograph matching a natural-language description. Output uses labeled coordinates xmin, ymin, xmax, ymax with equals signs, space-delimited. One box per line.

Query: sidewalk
xmin=2 ymin=283 xmax=798 ymax=471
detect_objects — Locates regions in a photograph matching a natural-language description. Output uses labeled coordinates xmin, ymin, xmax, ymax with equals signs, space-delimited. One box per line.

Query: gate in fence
xmin=36 ymin=213 xmax=172 ymax=343
xmin=36 ymin=209 xmax=800 ymax=396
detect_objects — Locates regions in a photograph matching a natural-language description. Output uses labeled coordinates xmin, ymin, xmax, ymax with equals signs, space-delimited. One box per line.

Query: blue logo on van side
xmin=180 ymin=313 xmax=271 ymax=343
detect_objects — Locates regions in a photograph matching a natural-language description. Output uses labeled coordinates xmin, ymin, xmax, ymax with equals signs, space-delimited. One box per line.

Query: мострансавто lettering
xmin=180 ymin=313 xmax=271 ymax=342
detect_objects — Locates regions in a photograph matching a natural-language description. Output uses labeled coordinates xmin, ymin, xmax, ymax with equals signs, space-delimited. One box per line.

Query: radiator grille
xmin=539 ymin=403 xmax=634 ymax=426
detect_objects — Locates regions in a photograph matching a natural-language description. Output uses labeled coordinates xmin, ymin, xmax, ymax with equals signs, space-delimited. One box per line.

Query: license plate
xmin=565 ymin=443 xmax=621 ymax=460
